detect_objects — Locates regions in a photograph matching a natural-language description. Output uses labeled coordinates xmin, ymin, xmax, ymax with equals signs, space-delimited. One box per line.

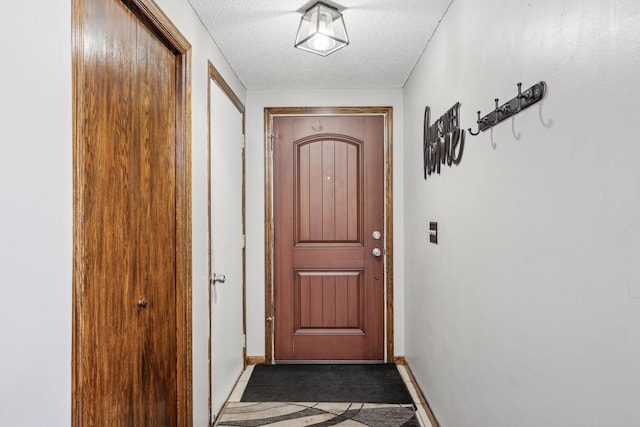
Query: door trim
xmin=207 ymin=60 xmax=246 ymax=422
xmin=264 ymin=107 xmax=394 ymax=363
xmin=72 ymin=0 xmax=192 ymax=424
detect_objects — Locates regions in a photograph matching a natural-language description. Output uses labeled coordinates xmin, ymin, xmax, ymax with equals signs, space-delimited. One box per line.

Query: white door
xmin=210 ymin=80 xmax=244 ymax=420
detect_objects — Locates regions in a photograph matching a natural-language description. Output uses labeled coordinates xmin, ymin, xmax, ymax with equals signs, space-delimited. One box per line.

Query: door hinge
xmin=241 ymin=234 xmax=246 ymax=249
xmin=241 ymin=134 xmax=245 ymax=148
xmin=268 ymin=134 xmax=274 ymax=151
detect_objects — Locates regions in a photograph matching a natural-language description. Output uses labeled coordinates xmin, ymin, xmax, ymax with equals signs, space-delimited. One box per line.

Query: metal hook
xmin=513 ymin=82 xmax=524 ymax=113
xmin=469 ymin=81 xmax=547 ymax=137
xmin=486 ymin=99 xmax=501 ymax=125
xmin=468 ymin=110 xmax=483 ymax=136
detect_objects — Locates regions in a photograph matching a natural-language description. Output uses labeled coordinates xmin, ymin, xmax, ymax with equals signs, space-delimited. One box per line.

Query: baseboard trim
xmin=245 ymin=356 xmax=266 ymax=365
xmin=395 ymin=357 xmax=441 ymax=427
xmin=394 ymin=356 xmax=407 ymax=365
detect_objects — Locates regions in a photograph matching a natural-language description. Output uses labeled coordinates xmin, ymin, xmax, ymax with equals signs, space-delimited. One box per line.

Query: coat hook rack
xmin=468 ymin=81 xmax=547 ymax=136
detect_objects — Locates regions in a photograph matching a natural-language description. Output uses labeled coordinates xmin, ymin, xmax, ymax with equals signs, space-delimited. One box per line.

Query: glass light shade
xmin=294 ymin=2 xmax=349 ymax=57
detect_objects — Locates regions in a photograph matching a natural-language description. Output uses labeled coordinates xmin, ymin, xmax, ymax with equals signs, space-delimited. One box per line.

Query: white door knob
xmin=372 ymin=248 xmax=382 ymax=257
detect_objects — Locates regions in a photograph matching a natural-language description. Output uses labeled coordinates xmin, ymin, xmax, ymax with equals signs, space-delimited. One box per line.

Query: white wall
xmin=0 ymin=1 xmax=72 ymax=425
xmin=244 ymin=89 xmax=405 ymax=358
xmin=402 ymin=0 xmax=640 ymax=426
xmin=0 ymin=0 xmax=245 ymax=425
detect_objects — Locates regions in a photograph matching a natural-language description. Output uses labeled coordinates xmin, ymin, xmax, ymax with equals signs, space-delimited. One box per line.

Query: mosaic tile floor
xmin=217 ymin=402 xmax=420 ymax=426
xmin=214 ymin=365 xmax=433 ymax=427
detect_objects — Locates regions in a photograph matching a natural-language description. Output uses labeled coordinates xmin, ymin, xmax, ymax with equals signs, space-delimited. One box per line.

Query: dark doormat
xmin=241 ymin=364 xmax=413 ymax=404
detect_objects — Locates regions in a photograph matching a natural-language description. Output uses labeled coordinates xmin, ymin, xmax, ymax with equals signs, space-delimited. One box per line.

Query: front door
xmin=273 ymin=115 xmax=385 ymax=360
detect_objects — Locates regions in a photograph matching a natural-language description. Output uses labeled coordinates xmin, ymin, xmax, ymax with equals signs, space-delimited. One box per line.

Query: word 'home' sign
xmin=423 ymin=102 xmax=465 ymax=179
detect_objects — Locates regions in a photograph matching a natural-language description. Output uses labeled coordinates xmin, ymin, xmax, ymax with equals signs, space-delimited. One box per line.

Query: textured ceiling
xmin=187 ymin=0 xmax=453 ymax=90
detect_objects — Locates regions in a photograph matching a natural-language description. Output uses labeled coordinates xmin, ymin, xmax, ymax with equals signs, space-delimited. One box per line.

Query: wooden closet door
xmin=75 ymin=0 xmax=178 ymax=424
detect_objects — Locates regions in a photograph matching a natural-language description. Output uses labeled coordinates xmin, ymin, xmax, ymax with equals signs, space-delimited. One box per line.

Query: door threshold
xmin=273 ymin=360 xmax=385 ymax=364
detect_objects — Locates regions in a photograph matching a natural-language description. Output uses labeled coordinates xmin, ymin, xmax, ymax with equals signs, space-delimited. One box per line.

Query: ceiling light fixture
xmin=294 ymin=2 xmax=349 ymax=57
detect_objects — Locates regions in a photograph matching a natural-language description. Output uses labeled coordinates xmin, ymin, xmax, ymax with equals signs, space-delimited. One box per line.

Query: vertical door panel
xmin=295 ymin=140 xmax=362 ymax=244
xmin=210 ymin=82 xmax=244 ymax=419
xmin=78 ymin=0 xmax=138 ymax=423
xmin=135 ymin=17 xmax=177 ymax=426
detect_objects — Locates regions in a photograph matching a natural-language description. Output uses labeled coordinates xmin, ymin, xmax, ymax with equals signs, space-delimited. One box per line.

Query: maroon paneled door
xmin=274 ymin=115 xmax=384 ymax=360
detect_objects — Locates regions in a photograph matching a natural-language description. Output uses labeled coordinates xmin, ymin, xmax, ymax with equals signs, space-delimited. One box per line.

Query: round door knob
xmin=372 ymin=231 xmax=382 ymax=240
xmin=137 ymin=298 xmax=148 ymax=308
xmin=372 ymin=248 xmax=382 ymax=257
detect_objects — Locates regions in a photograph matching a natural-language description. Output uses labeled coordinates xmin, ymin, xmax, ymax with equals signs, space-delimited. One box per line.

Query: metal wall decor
xmin=423 ymin=102 xmax=465 ymax=179
xmin=468 ymin=81 xmax=547 ymax=135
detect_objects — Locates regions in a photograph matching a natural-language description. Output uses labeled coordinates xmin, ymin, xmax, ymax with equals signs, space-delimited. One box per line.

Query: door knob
xmin=137 ymin=298 xmax=148 ymax=308
xmin=372 ymin=231 xmax=382 ymax=240
xmin=211 ymin=273 xmax=226 ymax=285
xmin=372 ymin=248 xmax=382 ymax=257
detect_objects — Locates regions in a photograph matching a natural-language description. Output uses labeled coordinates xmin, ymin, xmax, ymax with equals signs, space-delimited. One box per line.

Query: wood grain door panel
xmin=274 ymin=116 xmax=384 ymax=361
xmin=295 ymin=138 xmax=362 ymax=244
xmin=77 ymin=1 xmax=140 ymax=422
xmin=74 ymin=0 xmax=189 ymax=424
xmin=135 ymin=16 xmax=178 ymax=426
xmin=295 ymin=270 xmax=363 ymax=330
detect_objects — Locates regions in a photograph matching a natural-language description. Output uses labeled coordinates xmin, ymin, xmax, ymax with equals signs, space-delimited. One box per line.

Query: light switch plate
xmin=429 ymin=222 xmax=438 ymax=244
